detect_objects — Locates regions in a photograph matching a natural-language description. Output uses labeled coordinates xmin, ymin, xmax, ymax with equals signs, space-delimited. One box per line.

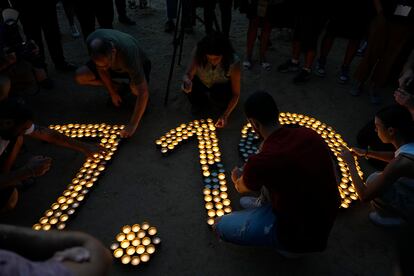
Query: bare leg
xmin=259 ymin=18 xmax=272 ymax=63
xmin=318 ymin=35 xmax=335 ymax=63
xmin=303 ymin=50 xmax=316 ymax=70
xmin=74 ymin=65 xmax=104 ymax=86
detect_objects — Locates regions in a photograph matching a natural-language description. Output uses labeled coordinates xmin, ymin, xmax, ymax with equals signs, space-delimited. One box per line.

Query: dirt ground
xmin=1 ymin=1 xmax=401 ymax=275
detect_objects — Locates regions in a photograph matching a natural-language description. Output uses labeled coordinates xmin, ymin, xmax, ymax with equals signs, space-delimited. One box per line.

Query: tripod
xmin=164 ymin=0 xmax=220 ymax=106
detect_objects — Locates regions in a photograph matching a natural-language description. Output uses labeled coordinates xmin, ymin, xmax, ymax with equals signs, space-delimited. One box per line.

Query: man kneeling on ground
xmin=0 ymin=99 xmax=103 ymax=213
xmin=75 ymin=29 xmax=151 ymax=138
xmin=214 ymin=91 xmax=340 ymax=256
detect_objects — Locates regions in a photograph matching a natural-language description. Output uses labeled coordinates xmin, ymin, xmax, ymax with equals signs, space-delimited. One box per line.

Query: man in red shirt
xmin=214 ymin=91 xmax=340 ymax=255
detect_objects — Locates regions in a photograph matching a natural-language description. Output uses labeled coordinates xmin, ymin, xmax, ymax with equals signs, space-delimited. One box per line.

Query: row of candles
xmin=240 ymin=113 xmax=363 ymax=208
xmin=111 ymin=223 xmax=161 ymax=266
xmin=156 ymin=119 xmax=232 ymax=225
xmin=32 ymin=124 xmax=123 ymax=231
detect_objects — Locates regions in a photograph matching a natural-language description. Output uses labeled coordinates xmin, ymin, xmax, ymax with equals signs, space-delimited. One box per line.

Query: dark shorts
xmin=86 ymin=59 xmax=152 ymax=83
xmin=187 ymin=76 xmax=232 ymax=111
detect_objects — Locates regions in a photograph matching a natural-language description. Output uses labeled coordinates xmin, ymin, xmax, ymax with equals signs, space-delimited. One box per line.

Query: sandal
xmin=261 ymin=62 xmax=271 ymax=71
xmin=243 ymin=60 xmax=252 ymax=70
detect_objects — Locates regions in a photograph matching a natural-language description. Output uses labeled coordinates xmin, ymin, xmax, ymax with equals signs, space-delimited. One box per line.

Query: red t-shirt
xmin=244 ymin=126 xmax=340 ymax=253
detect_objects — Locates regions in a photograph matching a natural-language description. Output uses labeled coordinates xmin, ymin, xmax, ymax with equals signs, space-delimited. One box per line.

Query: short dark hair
xmin=244 ymin=91 xmax=279 ymax=126
xmin=376 ymin=105 xmax=414 ymax=142
xmin=87 ymin=38 xmax=113 ymax=59
xmin=0 ymin=99 xmax=34 ymax=125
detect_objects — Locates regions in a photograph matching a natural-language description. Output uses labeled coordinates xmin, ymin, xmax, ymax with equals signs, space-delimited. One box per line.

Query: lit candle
xmin=45 ymin=209 xmax=54 ymax=217
xmin=152 ymin=237 xmax=161 ymax=245
xmin=146 ymin=244 xmax=156 ymax=254
xmin=204 ymin=195 xmax=212 ymax=202
xmin=122 ymin=225 xmax=132 ymax=234
xmin=140 ymin=253 xmax=150 ymax=263
xmin=141 ymin=222 xmax=150 ymax=230
xmin=116 ymin=233 xmax=126 ymax=242
xmin=131 ymin=256 xmax=140 ymax=266
xmin=49 ymin=217 xmax=58 ymax=225
xmin=110 ymin=243 xmax=119 ymax=250
xmin=136 ymin=245 xmax=145 ymax=254
xmin=137 ymin=230 xmax=146 ymax=239
xmin=224 ymin=206 xmax=232 ymax=213
xmin=132 ymin=224 xmax=140 ymax=232
xmin=51 ymin=203 xmax=60 ymax=210
xmin=120 ymin=240 xmax=130 ymax=249
xmin=207 ymin=218 xmax=215 ymax=226
xmin=57 ymin=223 xmax=66 ymax=230
xmin=127 ymin=232 xmax=135 ymax=241
xmin=132 ymin=238 xmax=141 ymax=246
xmin=220 ymin=192 xmax=228 ymax=199
xmin=33 ymin=224 xmax=41 ymax=230
xmin=216 ymin=209 xmax=225 ymax=217
xmin=147 ymin=227 xmax=157 ymax=236
xmin=207 ymin=209 xmax=216 ymax=217
xmin=222 ymin=199 xmax=230 ymax=206
xmin=215 ymin=202 xmax=223 ymax=209
xmin=60 ymin=214 xmax=69 ymax=222
xmin=126 ymin=246 xmax=136 ymax=255
xmin=42 ymin=224 xmax=51 ymax=231
xmin=205 ymin=202 xmax=214 ymax=209
xmin=142 ymin=237 xmax=151 ymax=246
xmin=121 ymin=255 xmax=131 ymax=264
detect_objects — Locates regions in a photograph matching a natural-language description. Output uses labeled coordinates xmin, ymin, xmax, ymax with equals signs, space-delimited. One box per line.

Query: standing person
xmin=0 ymin=224 xmax=112 ymax=275
xmin=164 ymin=0 xmax=193 ymax=33
xmin=114 ymin=0 xmax=136 ymax=25
xmin=315 ymin=0 xmax=374 ymax=84
xmin=277 ymin=0 xmax=328 ymax=83
xmin=204 ymin=0 xmax=233 ymax=37
xmin=214 ymin=91 xmax=340 ymax=255
xmin=0 ymin=99 xmax=103 ymax=213
xmin=73 ymin=0 xmax=114 ymax=39
xmin=341 ymin=105 xmax=414 ymax=226
xmin=60 ymin=0 xmax=81 ymax=38
xmin=75 ymin=29 xmax=151 ymax=138
xmin=351 ymin=0 xmax=414 ymax=104
xmin=241 ymin=0 xmax=276 ymax=70
xmin=9 ymin=0 xmax=76 ymax=72
xmin=181 ymin=33 xmax=240 ymax=128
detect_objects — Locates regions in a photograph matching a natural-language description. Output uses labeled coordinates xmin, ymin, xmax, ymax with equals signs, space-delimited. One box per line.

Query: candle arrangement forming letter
xmin=156 ymin=119 xmax=232 ymax=225
xmin=32 ymin=123 xmax=124 ymax=231
xmin=111 ymin=223 xmax=161 ymax=266
xmin=238 ymin=113 xmax=362 ymax=208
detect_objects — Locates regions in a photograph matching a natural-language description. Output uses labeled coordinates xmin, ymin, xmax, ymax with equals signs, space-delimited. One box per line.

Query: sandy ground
xmin=1 ymin=1 xmax=400 ymax=275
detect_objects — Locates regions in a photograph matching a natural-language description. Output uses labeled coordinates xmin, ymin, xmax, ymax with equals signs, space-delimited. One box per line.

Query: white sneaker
xmin=239 ymin=196 xmax=261 ymax=209
xmin=369 ymin=212 xmax=405 ymax=227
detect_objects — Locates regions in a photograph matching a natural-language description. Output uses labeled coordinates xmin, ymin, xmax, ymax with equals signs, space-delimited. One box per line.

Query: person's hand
xmin=110 ymin=92 xmax=122 ymax=107
xmin=120 ymin=123 xmax=137 ymax=138
xmin=399 ymin=68 xmax=414 ymax=90
xmin=215 ymin=115 xmax=228 ymax=128
xmin=81 ymin=143 xmax=106 ymax=158
xmin=231 ymin=167 xmax=242 ymax=183
xmin=26 ymin=156 xmax=52 ymax=177
xmin=350 ymin=147 xmax=366 ymax=157
xmin=181 ymin=77 xmax=192 ymax=93
xmin=339 ymin=148 xmax=357 ymax=165
xmin=394 ymin=88 xmax=412 ymax=107
xmin=52 ymin=246 xmax=91 ymax=263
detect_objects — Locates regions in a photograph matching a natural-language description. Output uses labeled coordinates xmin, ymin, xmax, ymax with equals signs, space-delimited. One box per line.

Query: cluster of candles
xmin=32 ymin=123 xmax=123 ymax=231
xmin=240 ymin=113 xmax=363 ymax=208
xmin=156 ymin=119 xmax=232 ymax=225
xmin=111 ymin=223 xmax=161 ymax=266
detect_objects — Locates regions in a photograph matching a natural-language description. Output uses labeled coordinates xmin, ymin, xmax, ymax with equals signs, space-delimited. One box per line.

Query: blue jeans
xmin=215 ymin=203 xmax=282 ymax=248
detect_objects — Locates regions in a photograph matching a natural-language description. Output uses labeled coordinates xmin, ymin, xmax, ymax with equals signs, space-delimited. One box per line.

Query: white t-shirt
xmin=0 ymin=124 xmax=35 ymax=156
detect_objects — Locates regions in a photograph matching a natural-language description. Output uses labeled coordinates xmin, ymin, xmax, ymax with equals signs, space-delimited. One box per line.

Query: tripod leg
xmin=164 ymin=0 xmax=183 ymax=106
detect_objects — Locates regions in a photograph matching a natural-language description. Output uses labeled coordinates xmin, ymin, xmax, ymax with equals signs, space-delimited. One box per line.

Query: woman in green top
xmin=182 ymin=33 xmax=241 ymax=128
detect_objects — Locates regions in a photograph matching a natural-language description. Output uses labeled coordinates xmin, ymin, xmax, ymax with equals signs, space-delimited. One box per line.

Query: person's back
xmin=244 ymin=126 xmax=340 ymax=253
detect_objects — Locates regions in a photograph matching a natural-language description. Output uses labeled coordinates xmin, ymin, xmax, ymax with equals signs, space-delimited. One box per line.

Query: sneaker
xmin=293 ymin=69 xmax=311 ymax=84
xmin=70 ymin=25 xmax=80 ymax=38
xmin=277 ymin=59 xmax=300 ymax=73
xmin=369 ymin=211 xmax=405 ymax=227
xmin=315 ymin=60 xmax=326 ymax=77
xmin=242 ymin=60 xmax=252 ymax=70
xmin=261 ymin=62 xmax=271 ymax=71
xmin=164 ymin=20 xmax=175 ymax=33
xmin=119 ymin=16 xmax=136 ymax=25
xmin=239 ymin=196 xmax=261 ymax=209
xmin=356 ymin=40 xmax=368 ymax=57
xmin=338 ymin=66 xmax=350 ymax=84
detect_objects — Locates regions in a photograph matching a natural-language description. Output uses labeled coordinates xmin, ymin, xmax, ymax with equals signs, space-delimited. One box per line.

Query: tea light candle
xmin=213 ymin=196 xmax=221 ymax=203
xmin=142 ymin=237 xmax=151 ymax=246
xmin=207 ymin=209 xmax=216 ymax=217
xmin=141 ymin=222 xmax=150 ymax=230
xmin=146 ymin=244 xmax=156 ymax=254
xmin=42 ymin=224 xmax=51 ymax=231
xmin=110 ymin=243 xmax=119 ymax=250
xmin=132 ymin=238 xmax=141 ymax=246
xmin=132 ymin=224 xmax=140 ymax=232
xmin=204 ymin=195 xmax=212 ymax=202
xmin=114 ymin=248 xmax=124 ymax=258
xmin=222 ymin=199 xmax=231 ymax=206
xmin=147 ymin=227 xmax=157 ymax=236
xmin=152 ymin=237 xmax=161 ymax=245
xmin=120 ymin=240 xmax=130 ymax=248
xmin=126 ymin=232 xmax=135 ymax=241
xmin=121 ymin=255 xmax=131 ymax=264
xmin=131 ymin=256 xmax=141 ymax=266
xmin=57 ymin=223 xmax=66 ymax=230
xmin=126 ymin=246 xmax=136 ymax=255
xmin=33 ymin=224 xmax=41 ymax=230
xmin=205 ymin=202 xmax=214 ymax=209
xmin=122 ymin=225 xmax=131 ymax=234
xmin=40 ymin=217 xmax=49 ymax=224
xmin=216 ymin=209 xmax=225 ymax=217
xmin=60 ymin=214 xmax=69 ymax=222
xmin=207 ymin=218 xmax=215 ymax=226
xmin=140 ymin=253 xmax=150 ymax=263
xmin=45 ymin=209 xmax=54 ymax=217
xmin=54 ymin=211 xmax=63 ymax=217
xmin=137 ymin=230 xmax=146 ymax=239
xmin=224 ymin=206 xmax=232 ymax=213
xmin=136 ymin=245 xmax=145 ymax=254
xmin=51 ymin=203 xmax=60 ymax=210
xmin=49 ymin=217 xmax=58 ymax=225
xmin=220 ymin=192 xmax=228 ymax=199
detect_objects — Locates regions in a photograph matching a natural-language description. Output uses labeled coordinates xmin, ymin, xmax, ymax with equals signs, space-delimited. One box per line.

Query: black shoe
xmin=164 ymin=20 xmax=175 ymax=33
xmin=277 ymin=60 xmax=300 ymax=73
xmin=55 ymin=62 xmax=77 ymax=72
xmin=293 ymin=69 xmax=311 ymax=84
xmin=38 ymin=78 xmax=54 ymax=89
xmin=119 ymin=16 xmax=136 ymax=25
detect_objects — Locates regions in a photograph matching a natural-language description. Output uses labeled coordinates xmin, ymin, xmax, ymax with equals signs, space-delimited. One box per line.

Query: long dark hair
xmin=194 ymin=32 xmax=235 ymax=72
xmin=376 ymin=105 xmax=414 ymax=142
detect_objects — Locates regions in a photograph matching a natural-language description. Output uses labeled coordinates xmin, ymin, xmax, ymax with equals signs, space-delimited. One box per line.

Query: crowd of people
xmin=0 ymin=0 xmax=413 ymax=275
